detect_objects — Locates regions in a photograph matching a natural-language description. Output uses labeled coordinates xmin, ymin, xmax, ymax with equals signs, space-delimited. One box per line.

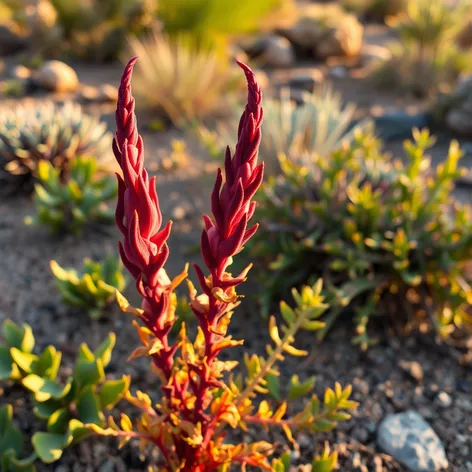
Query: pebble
xmin=377 ymin=410 xmax=449 ymax=472
xmin=435 ymin=391 xmax=452 ymax=408
xmin=398 ymin=360 xmax=424 ymax=382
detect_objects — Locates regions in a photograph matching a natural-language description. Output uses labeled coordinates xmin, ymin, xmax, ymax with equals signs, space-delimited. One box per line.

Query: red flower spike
xmin=114 ymin=57 xmax=175 ymax=378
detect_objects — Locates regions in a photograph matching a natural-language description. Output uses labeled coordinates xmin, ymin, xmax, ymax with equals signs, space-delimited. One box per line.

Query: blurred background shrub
xmin=25 ymin=157 xmax=117 ymax=234
xmin=248 ymin=128 xmax=472 ymax=348
xmin=375 ymin=0 xmax=472 ymax=97
xmin=0 ymin=101 xmax=111 ymax=194
xmin=50 ymin=254 xmax=126 ymax=319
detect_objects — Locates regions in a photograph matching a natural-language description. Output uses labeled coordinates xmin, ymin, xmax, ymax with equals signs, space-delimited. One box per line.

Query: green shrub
xmin=249 ymin=128 xmax=472 ymax=348
xmin=49 ymin=0 xmax=156 ymax=61
xmin=25 ymin=157 xmax=117 ymax=234
xmin=0 ymin=101 xmax=111 ymax=193
xmin=0 ymin=320 xmax=129 ymax=465
xmin=0 ymin=405 xmax=36 ymax=472
xmin=375 ymin=0 xmax=472 ymax=96
xmin=124 ymin=33 xmax=242 ymax=127
xmin=157 ymin=0 xmax=289 ymax=51
xmin=50 ymin=254 xmax=127 ymax=319
xmin=342 ymin=0 xmax=407 ymax=21
xmin=198 ymin=87 xmax=370 ymax=175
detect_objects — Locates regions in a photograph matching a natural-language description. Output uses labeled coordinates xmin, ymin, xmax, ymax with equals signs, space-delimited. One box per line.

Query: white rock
xmin=377 ymin=411 xmax=448 ymax=472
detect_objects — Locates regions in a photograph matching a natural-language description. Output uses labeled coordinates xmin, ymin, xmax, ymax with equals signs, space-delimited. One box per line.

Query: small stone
xmin=10 ymin=65 xmax=31 ymax=80
xmin=257 ymin=35 xmax=295 ymax=68
xmin=98 ymin=459 xmax=115 ymax=472
xmin=80 ymin=84 xmax=118 ymax=103
xmin=34 ymin=60 xmax=79 ymax=92
xmin=377 ymin=410 xmax=449 ymax=472
xmin=288 ymin=70 xmax=323 ymax=92
xmin=55 ymin=466 xmax=70 ymax=472
xmin=399 ymin=360 xmax=424 ymax=382
xmin=435 ymin=391 xmax=452 ymax=408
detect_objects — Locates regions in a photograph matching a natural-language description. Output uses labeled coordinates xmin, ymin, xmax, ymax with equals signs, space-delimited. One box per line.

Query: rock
xmin=435 ymin=391 xmax=452 ymax=408
xmin=377 ymin=411 xmax=449 ymax=472
xmin=80 ymin=84 xmax=118 ymax=103
xmin=10 ymin=65 xmax=31 ymax=80
xmin=281 ymin=4 xmax=363 ymax=59
xmin=288 ymin=70 xmax=323 ymax=92
xmin=245 ymin=35 xmax=295 ymax=68
xmin=399 ymin=360 xmax=424 ymax=382
xmin=0 ymin=23 xmax=27 ymax=56
xmin=34 ymin=60 xmax=79 ymax=92
xmin=24 ymin=0 xmax=62 ymax=54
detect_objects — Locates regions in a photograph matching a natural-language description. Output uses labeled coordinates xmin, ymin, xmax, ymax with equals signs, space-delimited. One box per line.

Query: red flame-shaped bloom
xmin=113 ymin=57 xmax=175 ymax=375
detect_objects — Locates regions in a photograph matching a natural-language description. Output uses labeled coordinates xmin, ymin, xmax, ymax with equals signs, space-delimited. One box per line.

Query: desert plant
xmin=376 ymin=0 xmax=472 ymax=96
xmin=342 ymin=0 xmax=407 ymax=21
xmin=47 ymin=0 xmax=157 ymax=61
xmin=249 ymin=128 xmax=472 ymax=348
xmin=89 ymin=58 xmax=358 ymax=471
xmin=198 ymin=87 xmax=370 ymax=175
xmin=25 ymin=157 xmax=117 ymax=234
xmin=0 ymin=320 xmax=129 ymax=465
xmin=0 ymin=405 xmax=36 ymax=471
xmin=0 ymin=101 xmax=111 ymax=193
xmin=50 ymin=254 xmax=127 ymax=319
xmin=157 ymin=0 xmax=291 ymax=51
xmin=124 ymin=33 xmax=242 ymax=127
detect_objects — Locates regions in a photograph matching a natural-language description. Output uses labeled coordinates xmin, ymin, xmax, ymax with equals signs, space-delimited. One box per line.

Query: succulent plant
xmin=0 ymin=320 xmax=129 ymax=465
xmin=0 ymin=101 xmax=111 ymax=193
xmin=50 ymin=254 xmax=127 ymax=319
xmin=25 ymin=156 xmax=117 ymax=234
xmin=0 ymin=405 xmax=36 ymax=472
xmin=124 ymin=33 xmax=241 ymax=126
xmin=250 ymin=128 xmax=472 ymax=346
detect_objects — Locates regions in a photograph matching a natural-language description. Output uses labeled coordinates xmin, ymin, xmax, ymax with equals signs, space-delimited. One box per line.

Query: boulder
xmin=243 ymin=35 xmax=295 ymax=68
xmin=34 ymin=60 xmax=79 ymax=93
xmin=281 ymin=5 xmax=363 ymax=59
xmin=377 ymin=411 xmax=448 ymax=472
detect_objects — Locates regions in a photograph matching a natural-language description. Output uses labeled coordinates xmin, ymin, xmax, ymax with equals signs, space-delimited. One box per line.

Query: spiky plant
xmin=0 ymin=101 xmax=112 ymax=193
xmin=124 ymin=33 xmax=241 ymax=127
xmin=198 ymin=86 xmax=370 ymax=176
xmin=376 ymin=0 xmax=472 ymax=96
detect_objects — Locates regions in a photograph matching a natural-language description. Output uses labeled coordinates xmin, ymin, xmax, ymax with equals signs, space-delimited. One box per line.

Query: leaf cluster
xmin=0 ymin=320 xmax=128 ymax=466
xmin=250 ymin=128 xmax=472 ymax=347
xmin=375 ymin=0 xmax=472 ymax=96
xmin=97 ymin=282 xmax=357 ymax=470
xmin=25 ymin=157 xmax=117 ymax=234
xmin=50 ymin=253 xmax=126 ymax=319
xmin=0 ymin=101 xmax=111 ymax=194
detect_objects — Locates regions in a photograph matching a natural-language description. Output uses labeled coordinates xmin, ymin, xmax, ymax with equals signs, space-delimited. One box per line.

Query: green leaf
xmin=76 ymin=387 xmax=104 ymax=426
xmin=22 ymin=375 xmax=72 ymax=402
xmin=99 ymin=377 xmax=129 ymax=410
xmin=0 ymin=347 xmax=14 ymax=380
xmin=264 ymin=372 xmax=281 ymax=402
xmin=94 ymin=333 xmax=116 ymax=368
xmin=10 ymin=349 xmax=39 ymax=375
xmin=74 ymin=359 xmax=104 ymax=388
xmin=288 ymin=376 xmax=315 ymax=401
xmin=279 ymin=301 xmax=295 ymax=325
xmin=32 ymin=432 xmax=68 ymax=463
xmin=38 ymin=347 xmax=62 ymax=380
xmin=47 ymin=408 xmax=70 ymax=434
xmin=2 ymin=321 xmax=34 ymax=352
xmin=33 ymin=400 xmax=63 ymax=420
xmin=0 ymin=406 xmax=24 ymax=457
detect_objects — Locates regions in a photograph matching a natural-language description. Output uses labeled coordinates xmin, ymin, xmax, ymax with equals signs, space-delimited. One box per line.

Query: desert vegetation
xmin=0 ymin=0 xmax=471 ymax=471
